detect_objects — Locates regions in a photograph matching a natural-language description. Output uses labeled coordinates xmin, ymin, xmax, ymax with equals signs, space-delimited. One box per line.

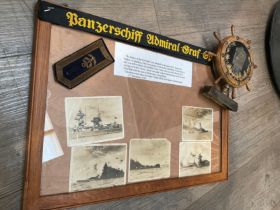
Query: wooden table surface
xmin=1 ymin=0 xmax=280 ymax=209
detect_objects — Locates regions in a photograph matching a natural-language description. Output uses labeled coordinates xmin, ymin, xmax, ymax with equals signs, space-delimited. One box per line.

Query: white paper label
xmin=114 ymin=42 xmax=192 ymax=87
xmin=43 ymin=132 xmax=64 ymax=163
xmin=43 ymin=112 xmax=64 ymax=163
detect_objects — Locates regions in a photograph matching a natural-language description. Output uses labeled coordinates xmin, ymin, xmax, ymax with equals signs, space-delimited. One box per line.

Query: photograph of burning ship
xmin=128 ymin=139 xmax=171 ymax=183
xmin=65 ymin=96 xmax=124 ymax=146
xmin=182 ymin=106 xmax=213 ymax=141
xmin=179 ymin=142 xmax=211 ymax=177
xmin=69 ymin=144 xmax=127 ymax=192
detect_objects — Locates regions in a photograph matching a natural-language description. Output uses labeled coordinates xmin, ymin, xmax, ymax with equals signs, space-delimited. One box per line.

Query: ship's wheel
xmin=207 ymin=25 xmax=257 ymax=99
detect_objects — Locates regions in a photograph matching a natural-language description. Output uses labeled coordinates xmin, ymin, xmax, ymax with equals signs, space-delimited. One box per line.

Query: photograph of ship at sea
xmin=182 ymin=106 xmax=213 ymax=141
xmin=65 ymin=96 xmax=124 ymax=146
xmin=69 ymin=144 xmax=127 ymax=192
xmin=179 ymin=142 xmax=211 ymax=177
xmin=128 ymin=139 xmax=171 ymax=183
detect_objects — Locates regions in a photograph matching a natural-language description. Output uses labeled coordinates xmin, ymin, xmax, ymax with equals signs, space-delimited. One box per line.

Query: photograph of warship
xmin=128 ymin=139 xmax=171 ymax=183
xmin=180 ymin=153 xmax=210 ymax=168
xmin=182 ymin=106 xmax=213 ymax=141
xmin=77 ymin=162 xmax=125 ymax=183
xmin=179 ymin=142 xmax=211 ymax=177
xmin=65 ymin=96 xmax=124 ymax=146
xmin=130 ymin=159 xmax=160 ymax=170
xmin=184 ymin=122 xmax=209 ymax=134
xmin=70 ymin=144 xmax=126 ymax=191
xmin=69 ymin=106 xmax=123 ymax=139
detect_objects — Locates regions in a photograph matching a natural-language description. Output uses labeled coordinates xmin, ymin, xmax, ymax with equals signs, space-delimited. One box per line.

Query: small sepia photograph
xmin=182 ymin=106 xmax=213 ymax=141
xmin=128 ymin=138 xmax=171 ymax=183
xmin=179 ymin=142 xmax=211 ymax=177
xmin=65 ymin=96 xmax=124 ymax=146
xmin=69 ymin=144 xmax=127 ymax=192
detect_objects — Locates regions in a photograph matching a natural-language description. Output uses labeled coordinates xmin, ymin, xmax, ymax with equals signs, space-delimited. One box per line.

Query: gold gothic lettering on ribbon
xmin=66 ymin=11 xmax=143 ymax=43
xmin=65 ymin=11 xmax=211 ymax=62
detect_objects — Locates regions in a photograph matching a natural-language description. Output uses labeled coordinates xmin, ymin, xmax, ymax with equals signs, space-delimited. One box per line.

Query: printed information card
xmin=114 ymin=42 xmax=193 ymax=87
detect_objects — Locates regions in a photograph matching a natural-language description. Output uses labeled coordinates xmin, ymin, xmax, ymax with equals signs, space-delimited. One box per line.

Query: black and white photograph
xmin=65 ymin=96 xmax=124 ymax=146
xmin=128 ymin=138 xmax=171 ymax=183
xmin=179 ymin=142 xmax=211 ymax=177
xmin=69 ymin=144 xmax=127 ymax=192
xmin=182 ymin=106 xmax=213 ymax=141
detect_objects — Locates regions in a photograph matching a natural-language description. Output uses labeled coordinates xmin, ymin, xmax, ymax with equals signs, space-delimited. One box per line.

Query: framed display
xmin=23 ymin=1 xmax=228 ymax=210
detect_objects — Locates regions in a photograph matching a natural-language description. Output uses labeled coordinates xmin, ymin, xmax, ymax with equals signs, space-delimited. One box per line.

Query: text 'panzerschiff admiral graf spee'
xmin=38 ymin=1 xmax=212 ymax=65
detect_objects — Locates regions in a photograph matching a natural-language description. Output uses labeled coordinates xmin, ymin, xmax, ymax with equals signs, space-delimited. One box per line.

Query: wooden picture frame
xmin=23 ymin=7 xmax=228 ymax=210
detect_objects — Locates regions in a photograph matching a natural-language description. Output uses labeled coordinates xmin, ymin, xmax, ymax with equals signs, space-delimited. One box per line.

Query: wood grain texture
xmin=0 ymin=0 xmax=35 ymax=58
xmin=272 ymin=201 xmax=280 ymax=210
xmin=0 ymin=0 xmax=280 ymax=210
xmin=0 ymin=54 xmax=31 ymax=210
xmin=22 ymin=19 xmax=51 ymax=210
